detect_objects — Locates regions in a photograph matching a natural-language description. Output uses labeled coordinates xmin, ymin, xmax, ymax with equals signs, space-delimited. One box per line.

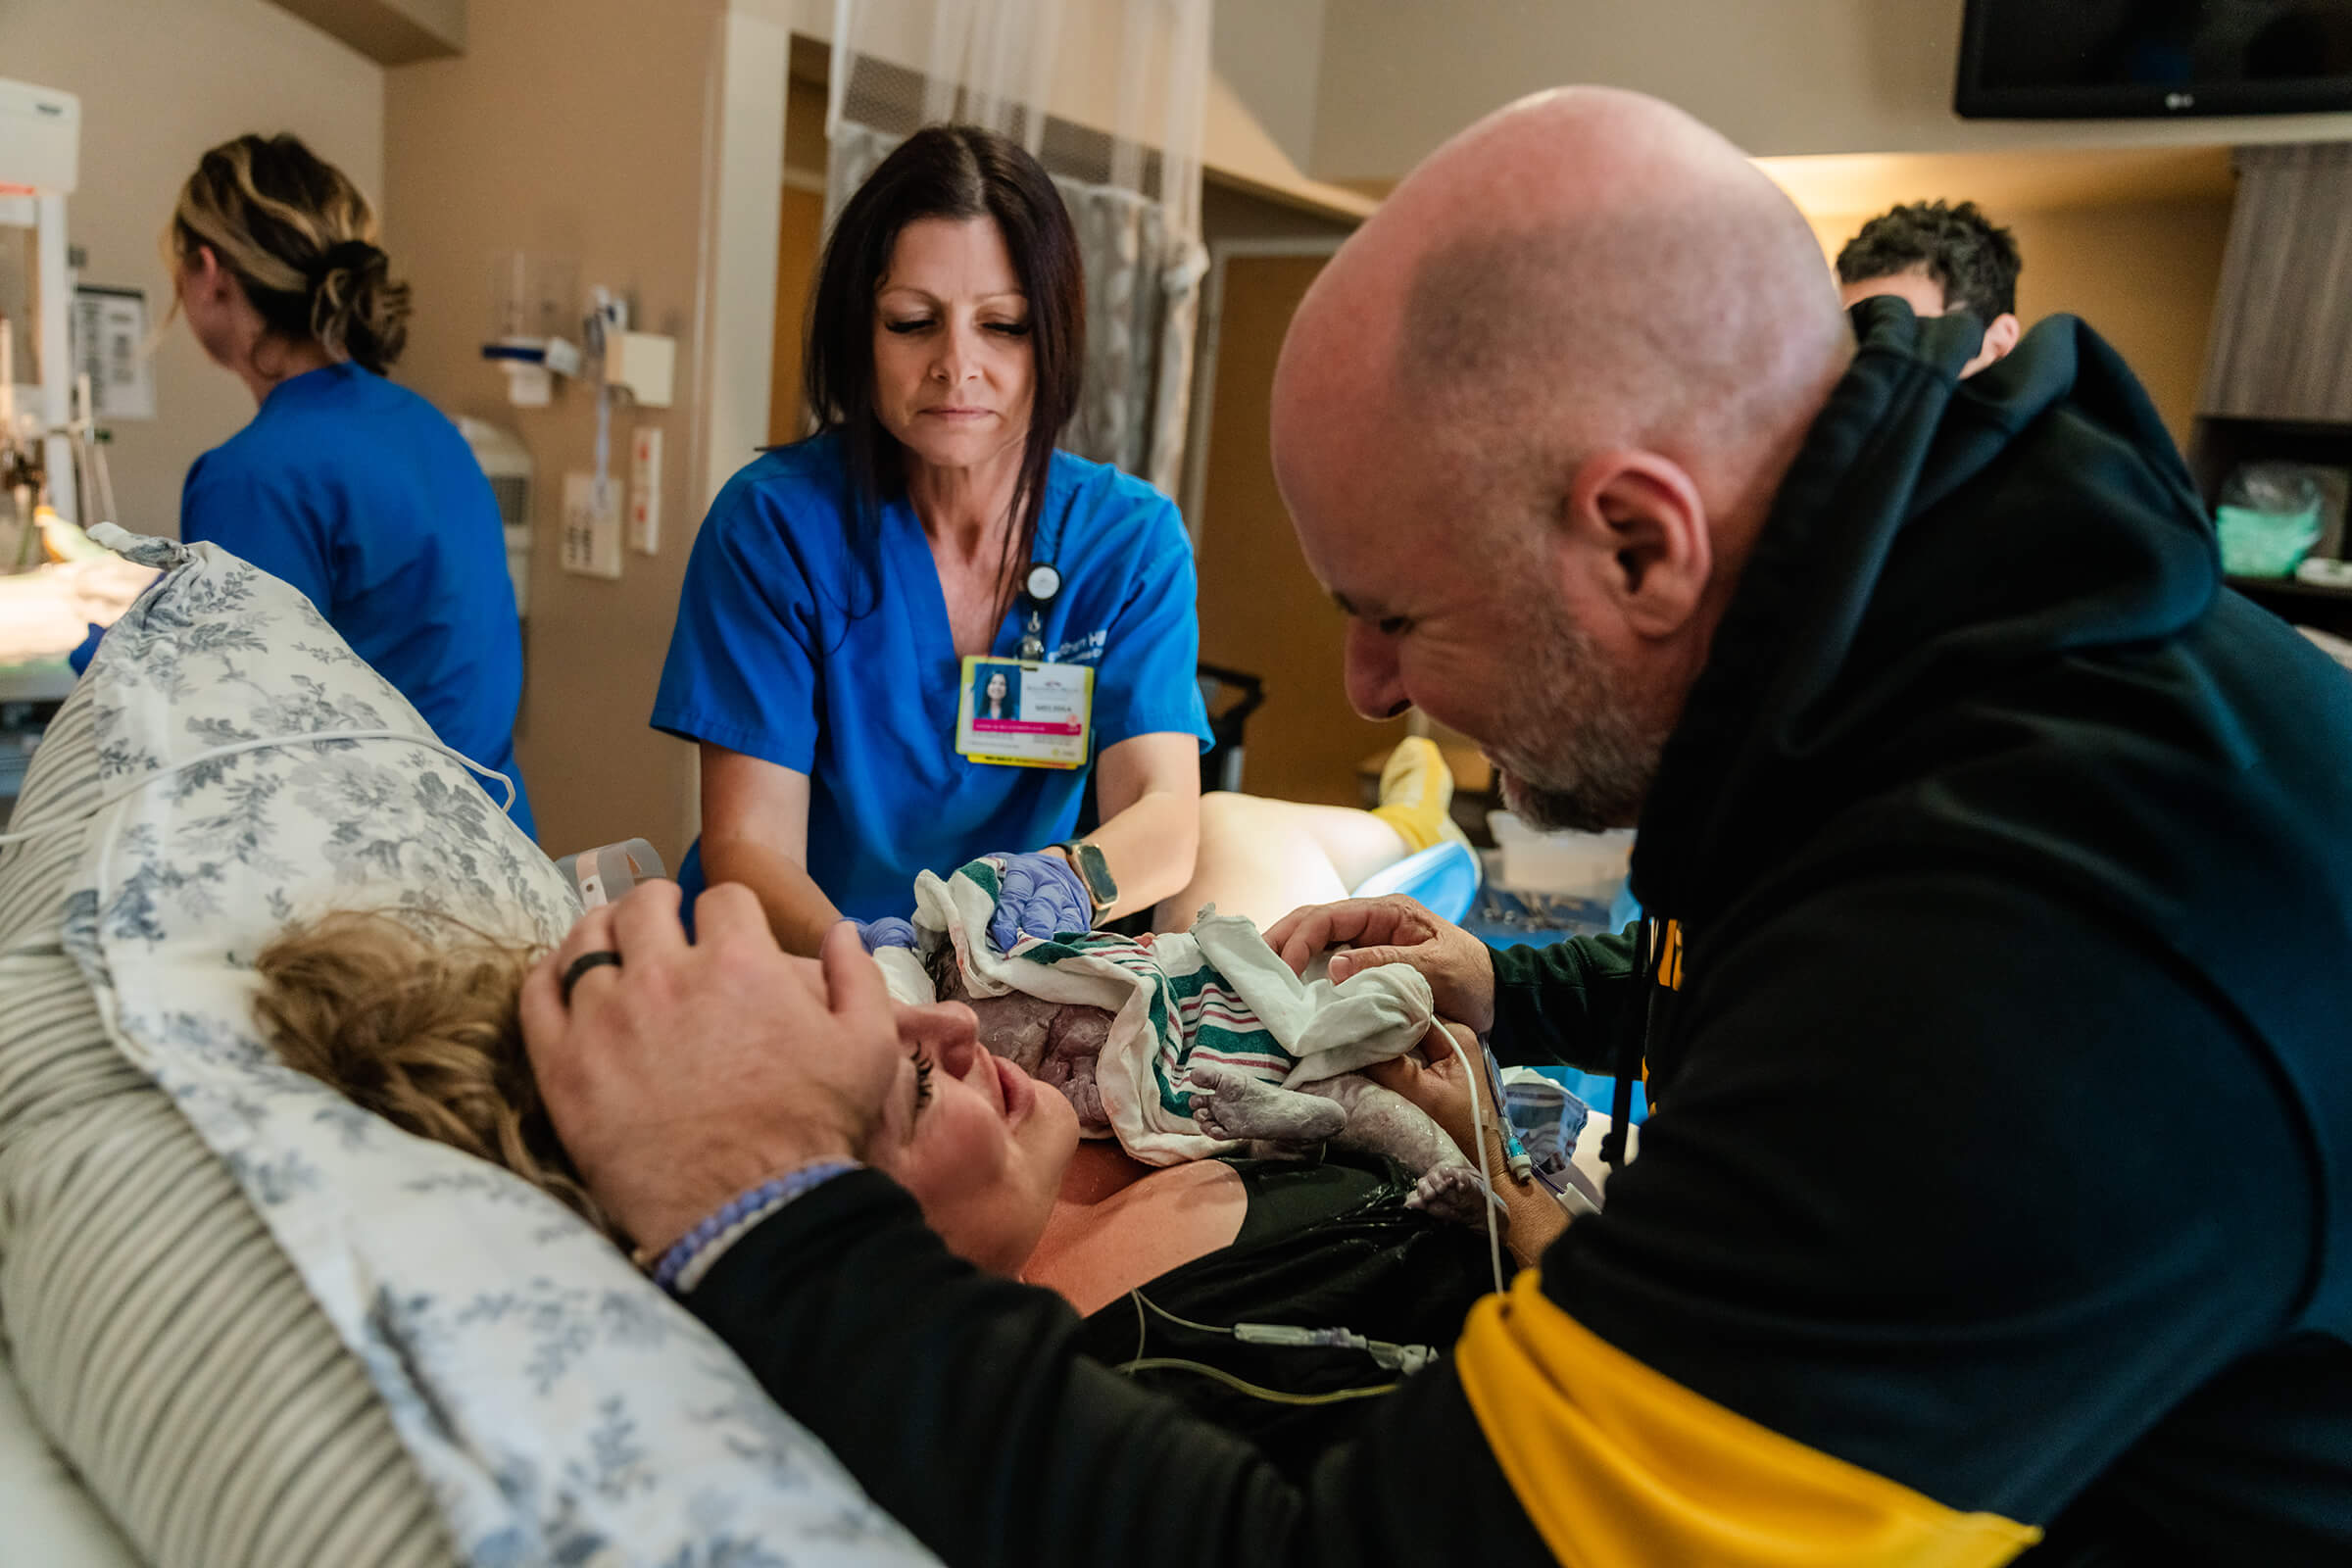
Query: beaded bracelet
xmin=648 ymin=1159 xmax=862 ymax=1295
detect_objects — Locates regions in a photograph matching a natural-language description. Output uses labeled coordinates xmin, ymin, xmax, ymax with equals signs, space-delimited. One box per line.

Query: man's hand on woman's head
xmin=519 ymin=879 xmax=904 ymax=1256
xmin=1262 ymin=894 xmax=1498 ymax=1032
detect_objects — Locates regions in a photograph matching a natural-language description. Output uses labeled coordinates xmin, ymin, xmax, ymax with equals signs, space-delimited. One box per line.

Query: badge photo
xmin=956 ymin=654 xmax=1093 ymax=769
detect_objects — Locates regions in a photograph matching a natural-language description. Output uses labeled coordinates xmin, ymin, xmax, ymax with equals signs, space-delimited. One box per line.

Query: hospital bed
xmin=0 ymin=1352 xmax=140 ymax=1567
xmin=0 ymin=529 xmax=1628 ymax=1568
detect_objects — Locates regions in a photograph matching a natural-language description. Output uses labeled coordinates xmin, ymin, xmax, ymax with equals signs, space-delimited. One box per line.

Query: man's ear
xmin=1562 ymin=451 xmax=1712 ymax=639
xmin=1964 ymin=313 xmax=2022 ymax=376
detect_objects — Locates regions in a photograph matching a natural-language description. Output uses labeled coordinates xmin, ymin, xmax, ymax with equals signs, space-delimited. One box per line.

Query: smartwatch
xmin=1056 ymin=839 xmax=1118 ymax=918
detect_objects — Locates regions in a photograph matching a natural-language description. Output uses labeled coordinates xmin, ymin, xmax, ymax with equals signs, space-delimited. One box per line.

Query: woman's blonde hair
xmin=172 ymin=132 xmax=410 ymax=374
xmin=252 ymin=909 xmax=616 ymax=1239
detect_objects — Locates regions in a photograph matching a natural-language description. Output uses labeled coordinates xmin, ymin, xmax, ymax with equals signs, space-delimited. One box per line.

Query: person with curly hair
xmin=1835 ymin=197 xmax=2023 ymax=377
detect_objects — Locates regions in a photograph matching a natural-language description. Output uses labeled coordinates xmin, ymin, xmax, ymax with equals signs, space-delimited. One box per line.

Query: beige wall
xmin=383 ymin=0 xmax=726 ymax=860
xmin=2011 ymin=199 xmax=2234 ymax=451
xmin=1312 ymin=0 xmax=2352 ymax=178
xmin=1800 ymin=195 xmax=2234 ymax=452
xmin=1211 ymin=0 xmax=1327 ymax=175
xmin=0 ymin=0 xmax=384 ymax=534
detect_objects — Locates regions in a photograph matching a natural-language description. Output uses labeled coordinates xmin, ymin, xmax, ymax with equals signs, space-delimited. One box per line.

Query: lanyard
xmin=1014 ymin=487 xmax=1075 ymax=661
xmin=1016 ymin=561 xmax=1060 ymax=660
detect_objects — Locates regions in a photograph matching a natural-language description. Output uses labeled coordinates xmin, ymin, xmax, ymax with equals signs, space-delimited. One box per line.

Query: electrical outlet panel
xmin=560 ymin=470 xmax=622 ymax=579
xmin=628 ymin=426 xmax=662 ymax=555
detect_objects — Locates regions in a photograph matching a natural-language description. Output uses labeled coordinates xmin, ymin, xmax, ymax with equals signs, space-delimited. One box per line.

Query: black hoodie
xmin=687 ymin=303 xmax=2352 ymax=1567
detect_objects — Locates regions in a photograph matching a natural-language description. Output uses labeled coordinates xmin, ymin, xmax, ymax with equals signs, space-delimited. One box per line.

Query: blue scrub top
xmin=85 ymin=363 xmax=534 ymax=838
xmin=654 ymin=432 xmax=1211 ymax=922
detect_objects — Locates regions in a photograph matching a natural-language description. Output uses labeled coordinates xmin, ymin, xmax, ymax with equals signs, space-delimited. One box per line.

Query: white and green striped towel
xmin=900 ymin=858 xmax=1436 ymax=1165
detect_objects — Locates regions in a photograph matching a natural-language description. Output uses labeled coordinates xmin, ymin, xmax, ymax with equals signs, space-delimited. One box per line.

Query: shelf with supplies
xmin=2190 ymin=415 xmax=2352 ymax=640
xmin=2226 ymin=573 xmax=2352 ymax=604
xmin=2224 ymin=573 xmax=2352 ymax=644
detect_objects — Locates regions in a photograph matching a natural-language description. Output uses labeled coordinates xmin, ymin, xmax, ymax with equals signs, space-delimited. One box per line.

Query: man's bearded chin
xmin=1490 ymin=598 xmax=1668 ymax=834
xmin=1493 ymin=713 xmax=1661 ymax=835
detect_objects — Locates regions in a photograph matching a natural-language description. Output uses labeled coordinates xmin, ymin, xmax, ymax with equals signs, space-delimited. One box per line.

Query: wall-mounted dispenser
xmin=481 ymin=252 xmax=579 ymax=408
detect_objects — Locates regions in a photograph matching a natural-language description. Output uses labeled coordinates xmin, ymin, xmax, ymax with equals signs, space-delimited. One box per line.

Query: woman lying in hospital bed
xmin=251 ymin=901 xmax=1571 ymax=1460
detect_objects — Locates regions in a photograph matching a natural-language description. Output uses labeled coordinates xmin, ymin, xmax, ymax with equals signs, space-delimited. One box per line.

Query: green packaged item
xmin=2216 ymin=461 xmax=2330 ymax=578
xmin=2217 ymin=503 xmax=2323 ymax=577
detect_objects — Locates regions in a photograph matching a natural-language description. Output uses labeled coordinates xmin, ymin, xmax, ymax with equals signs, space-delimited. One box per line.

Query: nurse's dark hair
xmin=171 ymin=132 xmax=409 ymax=375
xmin=804 ymin=125 xmax=1083 ymax=617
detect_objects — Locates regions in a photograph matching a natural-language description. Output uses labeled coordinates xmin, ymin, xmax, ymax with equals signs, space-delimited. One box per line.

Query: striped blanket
xmin=884 ymin=858 xmax=1436 ymax=1164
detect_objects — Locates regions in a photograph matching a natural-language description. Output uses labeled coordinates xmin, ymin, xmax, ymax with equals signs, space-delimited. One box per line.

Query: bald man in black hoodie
xmin=526 ymin=87 xmax=2352 ymax=1568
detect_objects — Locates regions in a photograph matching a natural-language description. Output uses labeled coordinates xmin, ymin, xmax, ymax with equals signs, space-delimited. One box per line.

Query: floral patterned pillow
xmin=24 ymin=530 xmax=933 ymax=1568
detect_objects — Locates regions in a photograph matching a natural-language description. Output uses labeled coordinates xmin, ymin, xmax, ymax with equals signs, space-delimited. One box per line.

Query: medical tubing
xmin=0 ymin=728 xmax=519 ymax=850
xmin=1131 ymin=1289 xmax=1234 ymax=1342
xmin=1110 ymin=1357 xmax=1399 ymax=1406
xmin=1127 ymin=1291 xmax=1441 ymax=1379
xmin=593 ymin=352 xmax=614 ymax=512
xmin=1231 ymin=1324 xmax=1438 ymax=1376
xmin=1442 ymin=1025 xmax=1509 ymax=1297
xmin=1477 ymin=1034 xmax=1537 ymax=1183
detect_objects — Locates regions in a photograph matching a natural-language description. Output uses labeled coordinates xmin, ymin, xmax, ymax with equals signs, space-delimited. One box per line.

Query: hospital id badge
xmin=956 ymin=655 xmax=1093 ymax=769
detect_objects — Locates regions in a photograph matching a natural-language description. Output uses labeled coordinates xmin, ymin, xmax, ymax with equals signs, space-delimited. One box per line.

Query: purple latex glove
xmin=985 ymin=851 xmax=1092 ymax=952
xmin=854 ymin=916 xmax=917 ymax=954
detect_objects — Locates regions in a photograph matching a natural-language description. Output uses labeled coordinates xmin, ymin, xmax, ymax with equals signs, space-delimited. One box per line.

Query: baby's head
xmin=919 ymin=938 xmax=1118 ymax=1076
xmin=252 ymin=909 xmax=614 ymax=1237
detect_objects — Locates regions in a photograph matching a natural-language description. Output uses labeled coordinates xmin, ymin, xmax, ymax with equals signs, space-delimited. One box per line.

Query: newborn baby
xmin=917 ymin=906 xmax=1490 ymax=1224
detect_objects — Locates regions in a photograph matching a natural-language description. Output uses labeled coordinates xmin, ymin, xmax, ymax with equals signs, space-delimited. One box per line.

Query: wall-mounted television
xmin=1957 ymin=1 xmax=2352 ymax=119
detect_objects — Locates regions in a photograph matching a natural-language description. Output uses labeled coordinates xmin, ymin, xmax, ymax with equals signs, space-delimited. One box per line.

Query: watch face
xmin=1070 ymin=840 xmax=1116 ymax=905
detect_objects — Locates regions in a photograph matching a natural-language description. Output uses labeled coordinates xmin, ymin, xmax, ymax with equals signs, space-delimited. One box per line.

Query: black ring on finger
xmin=560 ymin=949 xmax=622 ymax=1008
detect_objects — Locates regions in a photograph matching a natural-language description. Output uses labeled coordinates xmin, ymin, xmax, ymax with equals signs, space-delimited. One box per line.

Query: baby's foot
xmin=1189 ymin=1062 xmax=1348 ymax=1146
xmin=1407 ymin=1162 xmax=1494 ymax=1228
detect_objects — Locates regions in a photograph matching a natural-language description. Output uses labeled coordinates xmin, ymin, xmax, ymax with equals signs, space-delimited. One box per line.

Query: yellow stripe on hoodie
xmin=1453 ymin=1274 xmax=2040 ymax=1567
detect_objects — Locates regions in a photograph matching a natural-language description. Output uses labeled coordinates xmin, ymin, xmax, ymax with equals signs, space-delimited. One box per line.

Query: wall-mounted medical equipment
xmin=70 ymin=286 xmax=154 ymax=420
xmin=0 ymin=76 xmax=82 ymax=532
xmin=481 ymin=257 xmax=677 ymax=412
xmin=478 ymin=263 xmax=675 ymax=584
xmin=457 ymin=416 xmax=533 ymax=616
xmin=481 ymin=252 xmax=580 ymax=408
xmin=603 ymin=325 xmax=674 ymax=409
xmin=553 ymin=286 xmax=674 ymax=579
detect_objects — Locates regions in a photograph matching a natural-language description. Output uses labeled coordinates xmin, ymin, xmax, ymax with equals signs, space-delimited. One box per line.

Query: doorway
xmin=1188 ymin=240 xmax=1409 ymax=807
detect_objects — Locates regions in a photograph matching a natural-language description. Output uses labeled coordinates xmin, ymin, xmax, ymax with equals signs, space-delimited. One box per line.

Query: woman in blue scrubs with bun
xmin=83 ymin=133 xmax=534 ymax=837
xmin=655 ymin=125 xmax=1208 ymax=954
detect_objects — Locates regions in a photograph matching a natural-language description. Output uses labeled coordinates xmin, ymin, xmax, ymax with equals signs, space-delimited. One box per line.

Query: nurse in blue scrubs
xmin=655 ymin=126 xmax=1209 ymax=954
xmin=84 ymin=134 xmax=533 ymax=836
